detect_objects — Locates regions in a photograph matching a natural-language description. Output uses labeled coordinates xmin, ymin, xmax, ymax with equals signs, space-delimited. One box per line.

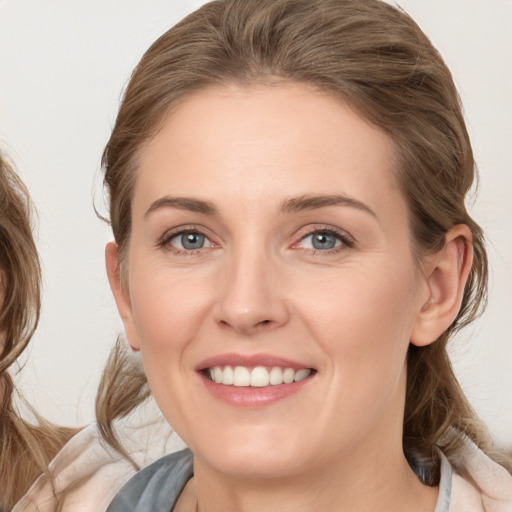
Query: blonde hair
xmin=97 ymin=0 xmax=511 ymax=483
xmin=0 ymin=152 xmax=78 ymax=511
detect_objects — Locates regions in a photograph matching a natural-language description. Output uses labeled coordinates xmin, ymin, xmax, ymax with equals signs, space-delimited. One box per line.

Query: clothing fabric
xmin=13 ymin=400 xmax=185 ymax=512
xmin=106 ymin=449 xmax=193 ymax=512
xmin=449 ymin=442 xmax=512 ymax=511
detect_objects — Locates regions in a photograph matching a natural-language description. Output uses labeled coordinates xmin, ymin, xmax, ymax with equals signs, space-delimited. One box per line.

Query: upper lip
xmin=195 ymin=353 xmax=313 ymax=371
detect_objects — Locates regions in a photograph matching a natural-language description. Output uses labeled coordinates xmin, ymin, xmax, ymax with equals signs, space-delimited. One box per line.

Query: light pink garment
xmin=13 ymin=403 xmax=184 ymax=512
xmin=450 ymin=442 xmax=512 ymax=511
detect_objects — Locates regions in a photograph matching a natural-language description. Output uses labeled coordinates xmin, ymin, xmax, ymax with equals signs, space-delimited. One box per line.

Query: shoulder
xmin=13 ymin=413 xmax=183 ymax=512
xmin=106 ymin=449 xmax=193 ymax=512
xmin=448 ymin=442 xmax=512 ymax=512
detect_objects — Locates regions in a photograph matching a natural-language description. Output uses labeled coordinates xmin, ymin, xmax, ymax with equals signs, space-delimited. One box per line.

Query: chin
xmin=208 ymin=449 xmax=304 ymax=479
xmin=190 ymin=426 xmax=311 ymax=479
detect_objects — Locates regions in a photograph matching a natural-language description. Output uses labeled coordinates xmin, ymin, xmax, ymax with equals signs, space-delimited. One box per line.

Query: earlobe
xmin=105 ymin=241 xmax=141 ymax=351
xmin=410 ymin=225 xmax=473 ymax=347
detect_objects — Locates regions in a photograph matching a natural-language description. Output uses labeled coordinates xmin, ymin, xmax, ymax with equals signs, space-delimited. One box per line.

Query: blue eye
xmin=169 ymin=231 xmax=208 ymax=250
xmin=300 ymin=231 xmax=343 ymax=250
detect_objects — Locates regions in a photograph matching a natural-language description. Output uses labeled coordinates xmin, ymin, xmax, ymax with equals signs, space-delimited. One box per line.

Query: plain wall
xmin=0 ymin=0 xmax=511 ymax=447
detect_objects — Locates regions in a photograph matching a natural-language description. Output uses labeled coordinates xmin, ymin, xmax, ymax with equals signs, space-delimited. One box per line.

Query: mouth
xmin=196 ymin=353 xmax=316 ymax=405
xmin=203 ymin=365 xmax=314 ymax=387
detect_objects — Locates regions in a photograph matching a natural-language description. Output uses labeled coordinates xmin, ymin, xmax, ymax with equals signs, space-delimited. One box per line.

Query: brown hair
xmin=97 ymin=0 xmax=511 ymax=484
xmin=0 ymin=151 xmax=78 ymax=510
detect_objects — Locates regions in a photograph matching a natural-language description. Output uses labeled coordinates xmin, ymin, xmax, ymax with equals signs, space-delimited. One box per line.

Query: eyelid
xmin=291 ymin=225 xmax=355 ymax=251
xmin=158 ymin=224 xmax=218 ymax=252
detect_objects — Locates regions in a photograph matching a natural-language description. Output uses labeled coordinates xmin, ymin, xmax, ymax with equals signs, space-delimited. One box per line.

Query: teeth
xmin=208 ymin=365 xmax=312 ymax=387
xmin=250 ymin=366 xmax=269 ymax=387
xmin=233 ymin=366 xmax=250 ymax=387
xmin=269 ymin=367 xmax=283 ymax=385
xmin=223 ymin=365 xmax=234 ymax=385
xmin=214 ymin=367 xmax=223 ymax=384
xmin=294 ymin=369 xmax=311 ymax=382
xmin=283 ymin=368 xmax=295 ymax=384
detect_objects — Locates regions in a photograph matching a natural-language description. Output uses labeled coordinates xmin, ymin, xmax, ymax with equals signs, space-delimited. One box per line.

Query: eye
xmin=166 ymin=230 xmax=214 ymax=251
xmin=293 ymin=227 xmax=353 ymax=253
xmin=301 ymin=231 xmax=341 ymax=250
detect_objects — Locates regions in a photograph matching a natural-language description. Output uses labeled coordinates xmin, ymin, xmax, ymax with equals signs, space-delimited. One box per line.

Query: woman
xmin=0 ymin=151 xmax=77 ymax=510
xmin=99 ymin=0 xmax=512 ymax=510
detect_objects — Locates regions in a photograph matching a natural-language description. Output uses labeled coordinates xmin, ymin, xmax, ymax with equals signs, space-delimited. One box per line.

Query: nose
xmin=214 ymin=249 xmax=290 ymax=335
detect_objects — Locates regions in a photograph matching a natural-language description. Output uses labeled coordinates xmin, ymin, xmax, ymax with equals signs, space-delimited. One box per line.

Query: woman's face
xmin=110 ymin=83 xmax=431 ymax=479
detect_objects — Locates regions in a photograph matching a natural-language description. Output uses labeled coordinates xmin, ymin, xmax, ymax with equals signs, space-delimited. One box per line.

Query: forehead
xmin=134 ymin=83 xmax=404 ymax=221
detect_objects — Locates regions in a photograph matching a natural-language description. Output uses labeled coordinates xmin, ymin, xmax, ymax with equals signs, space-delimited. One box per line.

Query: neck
xmin=191 ymin=436 xmax=438 ymax=512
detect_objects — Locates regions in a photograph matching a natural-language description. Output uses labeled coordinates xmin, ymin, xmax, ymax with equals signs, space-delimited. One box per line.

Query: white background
xmin=0 ymin=1 xmax=511 ymax=448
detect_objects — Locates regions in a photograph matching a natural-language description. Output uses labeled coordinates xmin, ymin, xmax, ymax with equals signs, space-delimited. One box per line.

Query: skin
xmin=107 ymin=83 xmax=472 ymax=511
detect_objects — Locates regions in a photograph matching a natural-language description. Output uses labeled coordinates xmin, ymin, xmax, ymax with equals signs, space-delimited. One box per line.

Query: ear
xmin=105 ymin=241 xmax=140 ymax=351
xmin=410 ymin=225 xmax=473 ymax=347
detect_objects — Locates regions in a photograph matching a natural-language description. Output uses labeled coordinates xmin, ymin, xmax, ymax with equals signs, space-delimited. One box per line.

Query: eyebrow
xmin=281 ymin=194 xmax=377 ymax=217
xmin=145 ymin=196 xmax=219 ymax=218
xmin=145 ymin=193 xmax=376 ymax=219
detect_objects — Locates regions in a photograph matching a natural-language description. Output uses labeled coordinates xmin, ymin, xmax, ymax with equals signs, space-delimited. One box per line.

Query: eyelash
xmin=158 ymin=225 xmax=354 ymax=256
xmin=158 ymin=226 xmax=216 ymax=256
xmin=293 ymin=227 xmax=354 ymax=255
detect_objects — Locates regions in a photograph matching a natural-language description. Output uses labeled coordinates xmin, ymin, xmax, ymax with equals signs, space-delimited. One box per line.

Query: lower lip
xmin=199 ymin=373 xmax=313 ymax=407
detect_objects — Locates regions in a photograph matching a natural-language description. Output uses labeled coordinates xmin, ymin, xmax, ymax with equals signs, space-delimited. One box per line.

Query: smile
xmin=197 ymin=354 xmax=316 ymax=406
xmin=207 ymin=366 xmax=313 ymax=387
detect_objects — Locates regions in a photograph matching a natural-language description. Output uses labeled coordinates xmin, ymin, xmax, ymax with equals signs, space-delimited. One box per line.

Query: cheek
xmin=129 ymin=266 xmax=213 ymax=357
xmin=128 ymin=267 xmax=215 ymax=426
xmin=294 ymin=263 xmax=419 ymax=379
